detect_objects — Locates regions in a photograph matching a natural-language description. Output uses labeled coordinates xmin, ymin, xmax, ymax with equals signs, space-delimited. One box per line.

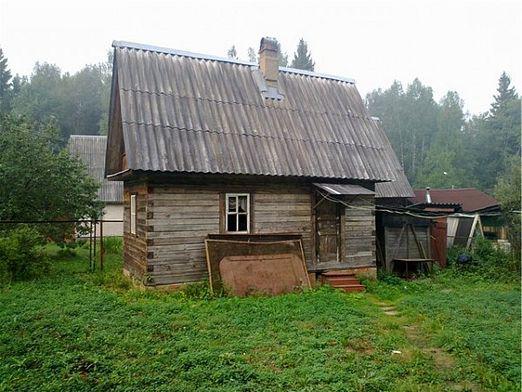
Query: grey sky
xmin=1 ymin=0 xmax=520 ymax=114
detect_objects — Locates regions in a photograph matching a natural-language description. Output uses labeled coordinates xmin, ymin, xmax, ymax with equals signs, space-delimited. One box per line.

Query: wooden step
xmin=336 ymin=284 xmax=365 ymax=292
xmin=320 ymin=270 xmax=366 ymax=292
xmin=324 ymin=277 xmax=360 ymax=285
xmin=322 ymin=270 xmax=356 ymax=277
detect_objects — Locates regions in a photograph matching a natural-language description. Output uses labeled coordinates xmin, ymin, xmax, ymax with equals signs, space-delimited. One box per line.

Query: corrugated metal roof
xmin=314 ymin=183 xmax=375 ymax=195
xmin=371 ymin=118 xmax=414 ymax=199
xmin=412 ymin=188 xmax=499 ymax=212
xmin=107 ymin=41 xmax=405 ymax=184
xmin=68 ymin=135 xmax=123 ymax=203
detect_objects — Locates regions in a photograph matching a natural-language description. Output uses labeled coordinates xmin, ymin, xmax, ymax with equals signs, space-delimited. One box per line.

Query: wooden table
xmin=392 ymin=258 xmax=435 ymax=276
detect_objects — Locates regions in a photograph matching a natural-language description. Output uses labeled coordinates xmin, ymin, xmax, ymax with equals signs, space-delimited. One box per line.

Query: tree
xmin=13 ymin=61 xmax=110 ymax=143
xmin=247 ymin=47 xmax=257 ymax=63
xmin=467 ymin=72 xmax=521 ymax=190
xmin=227 ymin=45 xmax=238 ymax=59
xmin=290 ymin=39 xmax=314 ymax=71
xmin=367 ymin=79 xmax=439 ymax=184
xmin=495 ymin=156 xmax=521 ymax=258
xmin=0 ymin=48 xmax=13 ymax=114
xmin=0 ymin=114 xmax=101 ymax=241
xmin=490 ymin=72 xmax=517 ymax=115
xmin=273 ymin=39 xmax=288 ymax=67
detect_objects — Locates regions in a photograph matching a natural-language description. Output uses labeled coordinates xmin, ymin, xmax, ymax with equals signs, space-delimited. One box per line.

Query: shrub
xmin=103 ymin=236 xmax=123 ymax=255
xmin=448 ymin=237 xmax=519 ymax=282
xmin=0 ymin=226 xmax=50 ymax=284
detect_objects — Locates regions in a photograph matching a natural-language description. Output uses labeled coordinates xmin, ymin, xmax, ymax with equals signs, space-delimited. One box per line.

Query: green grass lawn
xmin=0 ymin=247 xmax=520 ymax=391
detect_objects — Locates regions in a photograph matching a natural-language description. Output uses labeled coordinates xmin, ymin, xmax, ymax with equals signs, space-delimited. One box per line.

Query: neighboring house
xmin=68 ymin=135 xmax=124 ymax=236
xmin=105 ymin=38 xmax=409 ymax=287
xmin=411 ymin=188 xmax=506 ymax=246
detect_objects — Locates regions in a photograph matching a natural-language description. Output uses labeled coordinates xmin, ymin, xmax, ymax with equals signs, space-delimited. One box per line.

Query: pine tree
xmin=0 ymin=48 xmax=13 ymax=114
xmin=490 ymin=71 xmax=518 ymax=115
xmin=290 ymin=39 xmax=315 ymax=71
xmin=274 ymin=39 xmax=288 ymax=67
xmin=247 ymin=47 xmax=257 ymax=63
xmin=227 ymin=45 xmax=238 ymax=59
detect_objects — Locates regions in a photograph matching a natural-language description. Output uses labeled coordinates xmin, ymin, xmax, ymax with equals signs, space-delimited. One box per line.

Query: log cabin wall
xmin=123 ymin=182 xmax=149 ymax=281
xmin=122 ymin=178 xmax=376 ymax=286
xmin=343 ymin=195 xmax=376 ymax=267
xmin=140 ymin=182 xmax=314 ymax=286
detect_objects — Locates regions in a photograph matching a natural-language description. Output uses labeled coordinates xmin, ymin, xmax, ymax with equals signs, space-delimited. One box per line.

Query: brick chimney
xmin=259 ymin=37 xmax=279 ymax=87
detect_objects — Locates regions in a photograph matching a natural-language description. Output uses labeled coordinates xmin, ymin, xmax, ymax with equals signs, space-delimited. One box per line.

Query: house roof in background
xmin=106 ymin=40 xmax=406 ymax=185
xmin=412 ymin=188 xmax=499 ymax=212
xmin=68 ymin=135 xmax=123 ymax=203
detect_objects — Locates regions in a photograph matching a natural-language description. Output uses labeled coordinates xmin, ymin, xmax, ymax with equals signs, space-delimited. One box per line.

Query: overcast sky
xmin=1 ymin=0 xmax=520 ymax=114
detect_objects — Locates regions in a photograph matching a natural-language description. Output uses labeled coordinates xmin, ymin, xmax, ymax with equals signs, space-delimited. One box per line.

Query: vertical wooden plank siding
xmin=344 ymin=195 xmax=376 ymax=267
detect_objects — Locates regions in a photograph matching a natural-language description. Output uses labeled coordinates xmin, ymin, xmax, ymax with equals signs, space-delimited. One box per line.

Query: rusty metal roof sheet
xmin=412 ymin=188 xmax=499 ymax=212
xmin=314 ymin=183 xmax=375 ymax=195
xmin=107 ymin=41 xmax=404 ymax=184
xmin=68 ymin=135 xmax=123 ymax=203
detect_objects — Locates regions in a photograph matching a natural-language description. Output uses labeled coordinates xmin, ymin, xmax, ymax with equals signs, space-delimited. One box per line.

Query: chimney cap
xmin=259 ymin=37 xmax=278 ymax=53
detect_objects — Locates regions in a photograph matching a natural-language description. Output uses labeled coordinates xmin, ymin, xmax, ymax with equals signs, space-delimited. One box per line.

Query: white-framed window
xmin=225 ymin=193 xmax=250 ymax=233
xmin=130 ymin=194 xmax=137 ymax=235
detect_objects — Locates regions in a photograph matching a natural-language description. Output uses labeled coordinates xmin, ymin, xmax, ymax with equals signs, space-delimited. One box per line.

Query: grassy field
xmin=0 ymin=246 xmax=519 ymax=391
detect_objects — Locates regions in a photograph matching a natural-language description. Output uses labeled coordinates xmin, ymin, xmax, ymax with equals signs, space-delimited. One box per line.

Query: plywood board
xmin=204 ymin=238 xmax=309 ymax=294
xmin=219 ymin=253 xmax=310 ymax=296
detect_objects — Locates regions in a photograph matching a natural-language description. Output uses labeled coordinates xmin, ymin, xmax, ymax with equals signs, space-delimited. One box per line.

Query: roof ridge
xmin=112 ymin=40 xmax=355 ymax=84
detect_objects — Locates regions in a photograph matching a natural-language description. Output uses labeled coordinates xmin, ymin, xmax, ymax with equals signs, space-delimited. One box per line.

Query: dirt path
xmin=369 ymin=298 xmax=483 ymax=391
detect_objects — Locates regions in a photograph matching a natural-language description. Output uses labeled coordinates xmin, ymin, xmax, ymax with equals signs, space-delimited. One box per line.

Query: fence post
xmin=89 ymin=219 xmax=93 ymax=272
xmin=93 ymin=219 xmax=97 ymax=272
xmin=100 ymin=219 xmax=104 ymax=271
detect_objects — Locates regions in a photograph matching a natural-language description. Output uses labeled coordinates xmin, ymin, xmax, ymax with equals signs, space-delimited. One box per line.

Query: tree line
xmin=366 ymin=74 xmax=520 ymax=192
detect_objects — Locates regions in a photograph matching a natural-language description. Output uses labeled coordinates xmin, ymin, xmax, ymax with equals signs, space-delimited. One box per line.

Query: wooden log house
xmin=105 ymin=38 xmax=413 ymax=287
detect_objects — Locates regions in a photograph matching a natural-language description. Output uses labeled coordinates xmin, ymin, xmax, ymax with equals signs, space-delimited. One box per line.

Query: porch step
xmin=324 ymin=277 xmax=360 ymax=286
xmin=335 ymin=284 xmax=365 ymax=293
xmin=321 ymin=270 xmax=365 ymax=292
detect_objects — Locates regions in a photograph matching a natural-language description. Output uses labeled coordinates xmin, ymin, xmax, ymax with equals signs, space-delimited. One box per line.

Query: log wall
xmin=122 ymin=179 xmax=376 ymax=286
xmin=122 ymin=183 xmax=149 ymax=281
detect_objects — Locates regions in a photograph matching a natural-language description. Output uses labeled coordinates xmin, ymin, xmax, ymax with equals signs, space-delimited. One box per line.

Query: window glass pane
xmin=228 ymin=196 xmax=236 ymax=212
xmin=238 ymin=196 xmax=247 ymax=213
xmin=238 ymin=214 xmax=247 ymax=231
xmin=227 ymin=214 xmax=237 ymax=232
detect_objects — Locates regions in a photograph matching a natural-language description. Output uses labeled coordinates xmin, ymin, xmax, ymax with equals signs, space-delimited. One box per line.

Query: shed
xmin=411 ymin=187 xmax=506 ymax=245
xmin=68 ymin=135 xmax=124 ymax=236
xmin=105 ymin=38 xmax=408 ymax=287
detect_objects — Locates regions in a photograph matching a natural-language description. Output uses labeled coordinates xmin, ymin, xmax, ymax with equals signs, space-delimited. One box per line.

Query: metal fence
xmin=0 ymin=219 xmax=123 ymax=272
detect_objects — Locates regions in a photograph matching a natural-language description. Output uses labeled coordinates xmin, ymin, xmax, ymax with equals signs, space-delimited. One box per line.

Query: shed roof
xmin=411 ymin=188 xmax=499 ymax=213
xmin=68 ymin=135 xmax=123 ymax=203
xmin=314 ymin=183 xmax=375 ymax=196
xmin=106 ymin=40 xmax=406 ymax=187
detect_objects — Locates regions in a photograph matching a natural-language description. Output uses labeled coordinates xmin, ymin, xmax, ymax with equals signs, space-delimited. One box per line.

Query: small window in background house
xmin=130 ymin=194 xmax=137 ymax=235
xmin=226 ymin=193 xmax=250 ymax=233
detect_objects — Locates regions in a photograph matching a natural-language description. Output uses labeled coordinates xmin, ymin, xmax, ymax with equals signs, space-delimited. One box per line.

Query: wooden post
xmin=100 ymin=219 xmax=104 ymax=271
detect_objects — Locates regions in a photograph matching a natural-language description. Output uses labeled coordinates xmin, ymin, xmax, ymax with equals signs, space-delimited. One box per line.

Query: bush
xmin=103 ymin=236 xmax=122 ymax=255
xmin=448 ymin=237 xmax=519 ymax=281
xmin=0 ymin=226 xmax=50 ymax=284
